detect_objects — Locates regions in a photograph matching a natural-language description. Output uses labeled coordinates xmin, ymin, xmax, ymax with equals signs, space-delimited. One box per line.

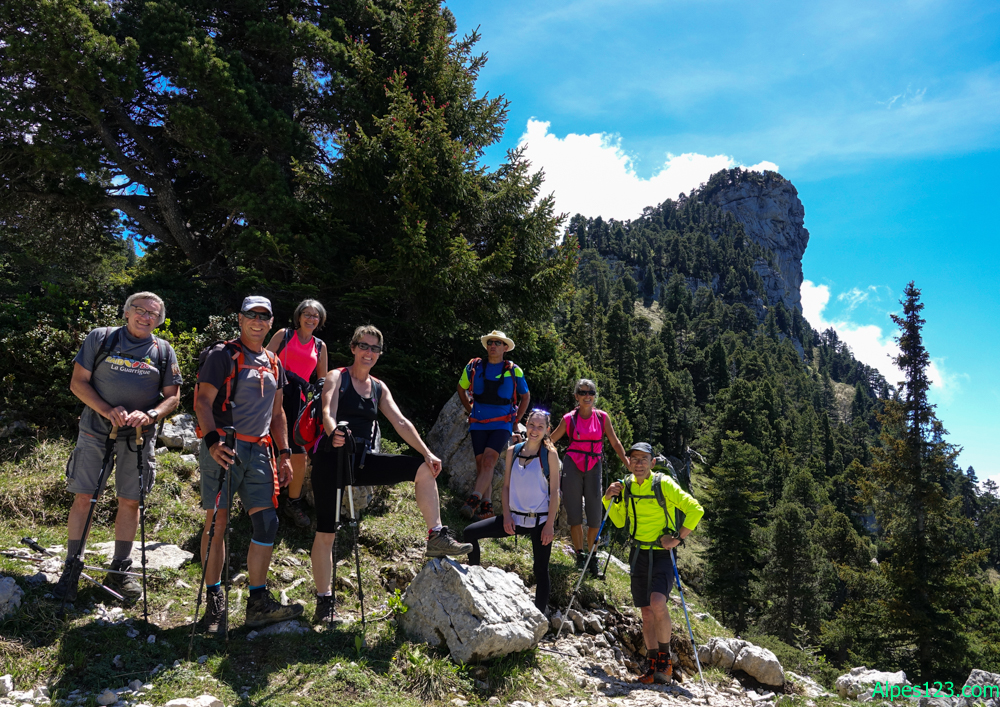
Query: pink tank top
xmin=279 ymin=331 xmax=319 ymax=381
xmin=564 ymin=408 xmax=606 ymax=472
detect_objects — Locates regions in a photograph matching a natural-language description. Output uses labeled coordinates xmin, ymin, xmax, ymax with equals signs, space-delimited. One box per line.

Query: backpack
xmin=466 ymin=357 xmax=519 ymax=424
xmin=512 ymin=441 xmax=552 ymax=479
xmin=621 ymin=471 xmax=677 ymax=548
xmin=294 ymin=367 xmax=383 ymax=451
xmin=274 ymin=329 xmax=324 ymax=383
xmin=92 ymin=326 xmax=169 ymax=391
xmin=193 ymin=339 xmax=280 ymax=437
xmin=566 ymin=408 xmax=608 ymax=462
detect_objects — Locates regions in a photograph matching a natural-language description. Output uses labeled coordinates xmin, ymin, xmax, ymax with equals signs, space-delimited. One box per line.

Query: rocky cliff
xmin=703 ymin=170 xmax=810 ymax=311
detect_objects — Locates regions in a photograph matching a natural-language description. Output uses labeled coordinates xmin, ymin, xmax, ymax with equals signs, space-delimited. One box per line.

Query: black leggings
xmin=463 ymin=516 xmax=552 ymax=613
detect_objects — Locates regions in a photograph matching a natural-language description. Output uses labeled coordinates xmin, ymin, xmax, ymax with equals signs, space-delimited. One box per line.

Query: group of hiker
xmin=51 ymin=290 xmax=704 ymax=686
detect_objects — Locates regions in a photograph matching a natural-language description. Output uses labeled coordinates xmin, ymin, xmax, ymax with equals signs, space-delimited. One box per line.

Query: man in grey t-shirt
xmin=54 ymin=291 xmax=182 ymax=604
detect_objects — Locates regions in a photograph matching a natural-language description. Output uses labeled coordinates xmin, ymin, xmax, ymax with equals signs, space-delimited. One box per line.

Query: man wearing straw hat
xmin=457 ymin=330 xmax=530 ymax=521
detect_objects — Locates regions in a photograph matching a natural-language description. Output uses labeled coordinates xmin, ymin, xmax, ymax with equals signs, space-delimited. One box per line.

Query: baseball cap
xmin=241 ymin=295 xmax=273 ymax=315
xmin=627 ymin=442 xmax=654 ymax=457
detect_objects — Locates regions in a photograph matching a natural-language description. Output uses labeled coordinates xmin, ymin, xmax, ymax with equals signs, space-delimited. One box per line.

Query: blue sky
xmin=447 ymin=0 xmax=1000 ymax=483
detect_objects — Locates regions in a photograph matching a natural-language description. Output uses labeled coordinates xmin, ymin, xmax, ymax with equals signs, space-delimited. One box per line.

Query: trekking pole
xmin=339 ymin=423 xmax=366 ymax=634
xmin=557 ymin=490 xmax=616 ymax=639
xmin=671 ymin=548 xmax=707 ymax=694
xmin=57 ymin=425 xmax=124 ymax=617
xmin=136 ymin=427 xmax=149 ymax=624
xmin=222 ymin=426 xmax=239 ymax=645
xmin=23 ymin=537 xmax=125 ymax=608
xmin=188 ymin=427 xmax=236 ymax=659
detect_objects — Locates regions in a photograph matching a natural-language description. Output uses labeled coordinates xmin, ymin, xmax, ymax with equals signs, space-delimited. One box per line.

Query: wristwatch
xmin=279 ymin=448 xmax=292 ymax=457
xmin=146 ymin=409 xmax=159 ymax=422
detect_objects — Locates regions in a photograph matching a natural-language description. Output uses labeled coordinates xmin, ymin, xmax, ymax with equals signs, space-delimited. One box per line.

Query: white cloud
xmin=801 ymin=279 xmax=963 ymax=401
xmin=517 ymin=119 xmax=778 ymax=221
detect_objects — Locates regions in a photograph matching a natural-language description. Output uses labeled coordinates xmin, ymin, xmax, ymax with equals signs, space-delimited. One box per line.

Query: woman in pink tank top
xmin=266 ymin=299 xmax=329 ymax=528
xmin=550 ymin=378 xmax=627 ymax=575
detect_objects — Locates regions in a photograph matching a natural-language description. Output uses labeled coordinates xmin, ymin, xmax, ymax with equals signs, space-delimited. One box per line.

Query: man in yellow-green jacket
xmin=603 ymin=442 xmax=704 ymax=685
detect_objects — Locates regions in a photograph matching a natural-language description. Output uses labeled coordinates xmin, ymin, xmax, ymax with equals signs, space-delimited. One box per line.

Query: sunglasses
xmin=355 ymin=342 xmax=384 ymax=354
xmin=486 ymin=339 xmax=506 ymax=347
xmin=241 ymin=310 xmax=271 ymax=320
xmin=576 ymin=389 xmax=596 ymax=396
xmin=129 ymin=304 xmax=160 ymax=319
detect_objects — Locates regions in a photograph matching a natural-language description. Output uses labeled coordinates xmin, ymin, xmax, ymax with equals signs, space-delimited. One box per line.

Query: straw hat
xmin=480 ymin=330 xmax=515 ymax=351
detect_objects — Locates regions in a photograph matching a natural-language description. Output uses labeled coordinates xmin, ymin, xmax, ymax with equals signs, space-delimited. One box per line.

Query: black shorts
xmin=470 ymin=429 xmax=511 ymax=456
xmin=311 ymin=440 xmax=422 ymax=533
xmin=281 ymin=378 xmax=308 ymax=454
xmin=630 ymin=548 xmax=675 ymax=607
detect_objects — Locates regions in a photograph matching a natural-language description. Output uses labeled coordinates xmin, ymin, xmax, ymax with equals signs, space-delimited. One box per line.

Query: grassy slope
xmin=0 ymin=436 xmax=833 ymax=706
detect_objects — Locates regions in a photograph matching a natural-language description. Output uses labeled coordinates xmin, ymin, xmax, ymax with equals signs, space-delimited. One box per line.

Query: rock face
xmin=706 ymin=172 xmax=810 ymax=311
xmin=400 ymin=558 xmax=548 ymax=663
xmin=957 ymin=669 xmax=1000 ymax=707
xmin=158 ymin=414 xmax=198 ymax=453
xmin=425 ymin=392 xmax=505 ymax=501
xmin=697 ymin=637 xmax=784 ymax=686
xmin=835 ymin=666 xmax=909 ymax=700
xmin=0 ymin=577 xmax=24 ymax=619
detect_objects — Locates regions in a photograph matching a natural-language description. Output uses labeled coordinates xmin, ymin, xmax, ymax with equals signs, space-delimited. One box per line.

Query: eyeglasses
xmin=576 ymin=389 xmax=596 ymax=396
xmin=241 ymin=310 xmax=271 ymax=320
xmin=629 ymin=455 xmax=653 ymax=465
xmin=355 ymin=342 xmax=384 ymax=354
xmin=301 ymin=313 xmax=320 ymax=320
xmin=487 ymin=339 xmax=506 ymax=347
xmin=130 ymin=305 xmax=160 ymax=320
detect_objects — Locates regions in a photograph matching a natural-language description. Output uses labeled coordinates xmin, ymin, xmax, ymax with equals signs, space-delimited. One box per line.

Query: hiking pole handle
xmin=21 ymin=537 xmax=53 ymax=557
xmin=224 ymin=426 xmax=236 ymax=451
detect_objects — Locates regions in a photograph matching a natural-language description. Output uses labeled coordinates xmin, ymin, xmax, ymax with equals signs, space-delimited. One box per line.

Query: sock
xmin=317 ymin=591 xmax=332 ymax=597
xmin=249 ymin=585 xmax=266 ymax=599
xmin=429 ymin=524 xmax=443 ymax=536
xmin=66 ymin=539 xmax=83 ymax=561
xmin=289 ymin=495 xmax=303 ymax=505
xmin=207 ymin=582 xmax=222 ymax=594
xmin=114 ymin=540 xmax=133 ymax=560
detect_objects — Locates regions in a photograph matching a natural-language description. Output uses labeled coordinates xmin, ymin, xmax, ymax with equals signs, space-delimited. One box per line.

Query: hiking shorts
xmin=471 ymin=429 xmax=511 ymax=457
xmin=199 ymin=439 xmax=277 ymax=511
xmin=311 ymin=440 xmax=422 ymax=533
xmin=630 ymin=547 xmax=675 ymax=608
xmin=561 ymin=455 xmax=603 ymax=528
xmin=66 ymin=429 xmax=156 ymax=501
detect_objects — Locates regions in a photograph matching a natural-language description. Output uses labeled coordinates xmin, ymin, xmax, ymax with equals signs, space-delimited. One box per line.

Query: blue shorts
xmin=471 ymin=429 xmax=511 ymax=456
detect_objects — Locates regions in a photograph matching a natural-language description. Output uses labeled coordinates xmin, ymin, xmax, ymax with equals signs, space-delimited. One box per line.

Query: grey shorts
xmin=66 ymin=429 xmax=156 ymax=501
xmin=561 ymin=455 xmax=603 ymax=528
xmin=199 ymin=439 xmax=277 ymax=511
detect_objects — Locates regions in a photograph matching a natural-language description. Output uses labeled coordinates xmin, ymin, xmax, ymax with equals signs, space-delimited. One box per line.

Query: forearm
xmin=395 ymin=419 xmax=431 ymax=457
xmin=457 ymin=384 xmax=472 ymax=413
xmin=156 ymin=390 xmax=180 ymax=417
xmin=193 ymin=399 xmax=217 ymax=437
xmin=271 ymin=407 xmax=289 ymax=449
xmin=515 ymin=394 xmax=530 ymax=424
xmin=70 ymin=378 xmax=113 ymax=419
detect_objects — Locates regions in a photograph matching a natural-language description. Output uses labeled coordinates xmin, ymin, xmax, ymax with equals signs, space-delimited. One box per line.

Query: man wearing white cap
xmin=192 ymin=295 xmax=302 ymax=633
xmin=457 ymin=330 xmax=530 ymax=521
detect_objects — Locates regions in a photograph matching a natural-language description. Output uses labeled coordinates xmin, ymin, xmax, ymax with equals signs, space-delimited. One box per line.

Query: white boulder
xmin=956 ymin=669 xmax=1000 ymax=707
xmin=92 ymin=542 xmax=193 ymax=570
xmin=158 ymin=414 xmax=198 ymax=453
xmin=164 ymin=697 xmax=224 ymax=707
xmin=835 ymin=666 xmax=909 ymax=700
xmin=400 ymin=558 xmax=548 ymax=663
xmin=697 ymin=637 xmax=784 ymax=686
xmin=0 ymin=577 xmax=24 ymax=618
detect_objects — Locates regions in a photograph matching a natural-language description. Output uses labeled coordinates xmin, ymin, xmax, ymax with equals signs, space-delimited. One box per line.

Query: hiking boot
xmin=588 ymin=552 xmax=602 ymax=579
xmin=284 ymin=497 xmax=311 ymax=529
xmin=459 ymin=494 xmax=481 ymax=520
xmin=575 ymin=550 xmax=588 ymax=573
xmin=312 ymin=594 xmax=339 ymax=625
xmin=474 ymin=499 xmax=495 ymax=521
xmin=197 ymin=589 xmax=228 ymax=635
xmin=653 ymin=652 xmax=673 ymax=684
xmin=245 ymin=589 xmax=303 ymax=629
xmin=104 ymin=558 xmax=142 ymax=601
xmin=637 ymin=663 xmax=657 ymax=685
xmin=425 ymin=526 xmax=473 ymax=558
xmin=52 ymin=559 xmax=82 ymax=603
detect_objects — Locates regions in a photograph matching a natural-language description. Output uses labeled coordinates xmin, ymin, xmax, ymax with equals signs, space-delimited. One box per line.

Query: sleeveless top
xmin=337 ymin=370 xmax=379 ymax=450
xmin=564 ymin=409 xmax=607 ymax=472
xmin=509 ymin=450 xmax=550 ymax=528
xmin=279 ymin=331 xmax=319 ymax=382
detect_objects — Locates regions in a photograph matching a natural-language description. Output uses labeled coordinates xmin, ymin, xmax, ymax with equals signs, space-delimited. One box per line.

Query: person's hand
xmin=541 ymin=521 xmax=554 ymax=546
xmin=107 ymin=406 xmax=129 ymax=427
xmin=277 ymin=457 xmax=293 ymax=486
xmin=332 ymin=429 xmax=345 ymax=447
xmin=210 ymin=441 xmax=235 ymax=469
xmin=605 ymin=481 xmax=623 ymax=500
xmin=123 ymin=410 xmax=153 ymax=428
xmin=510 ymin=432 xmax=523 ymax=444
xmin=659 ymin=534 xmax=680 ymax=550
xmin=503 ymin=513 xmax=516 ymax=535
xmin=425 ymin=452 xmax=442 ymax=478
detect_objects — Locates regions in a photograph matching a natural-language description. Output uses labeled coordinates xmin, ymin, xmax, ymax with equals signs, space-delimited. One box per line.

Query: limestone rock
xmin=733 ymin=645 xmax=785 ymax=687
xmin=164 ymin=697 xmax=223 ymax=707
xmin=96 ymin=690 xmax=117 ymax=706
xmin=158 ymin=414 xmax=198 ymax=453
xmin=0 ymin=577 xmax=24 ymax=619
xmin=705 ymin=171 xmax=810 ymax=311
xmin=835 ymin=666 xmax=909 ymax=700
xmin=400 ymin=558 xmax=548 ymax=663
xmin=956 ymin=669 xmax=1000 ymax=707
xmin=786 ymin=670 xmax=829 ymax=698
xmin=252 ymin=620 xmax=309 ymax=637
xmin=92 ymin=542 xmax=192 ymax=570
xmin=0 ymin=675 xmax=12 ymax=697
xmin=425 ymin=392 xmax=505 ymax=501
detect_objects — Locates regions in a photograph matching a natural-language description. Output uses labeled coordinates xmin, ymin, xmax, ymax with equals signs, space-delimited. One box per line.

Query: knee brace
xmin=250 ymin=507 xmax=279 ymax=547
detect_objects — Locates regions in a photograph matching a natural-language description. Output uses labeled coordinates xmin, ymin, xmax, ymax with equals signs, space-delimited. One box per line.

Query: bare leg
xmin=201 ymin=508 xmax=229 ymax=585
xmin=115 ymin=497 xmax=139 ymax=542
xmin=67 ymin=493 xmax=96 ymax=543
xmin=288 ymin=454 xmax=307 ymax=498
xmin=570 ymin=524 xmax=585 ymax=552
xmin=473 ymin=448 xmax=500 ymax=500
xmin=640 ymin=593 xmax=672 ymax=649
xmin=587 ymin=526 xmax=599 ymax=551
xmin=414 ymin=463 xmax=443 ymax=530
xmin=311 ymin=531 xmax=336 ymax=594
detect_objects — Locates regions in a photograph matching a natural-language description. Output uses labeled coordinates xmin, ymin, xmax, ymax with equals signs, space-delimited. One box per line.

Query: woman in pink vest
xmin=266 ymin=299 xmax=329 ymax=528
xmin=550 ymin=378 xmax=627 ymax=576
